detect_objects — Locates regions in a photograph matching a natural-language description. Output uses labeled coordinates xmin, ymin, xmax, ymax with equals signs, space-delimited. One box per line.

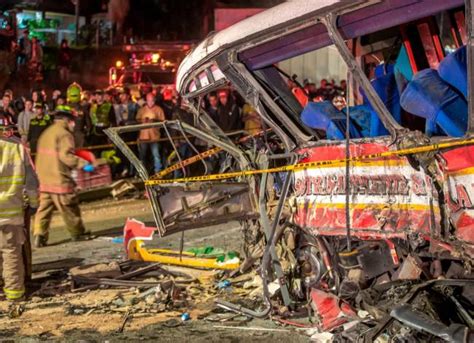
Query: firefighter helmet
xmin=67 ymin=82 xmax=82 ymax=104
xmin=55 ymin=105 xmax=76 ymax=120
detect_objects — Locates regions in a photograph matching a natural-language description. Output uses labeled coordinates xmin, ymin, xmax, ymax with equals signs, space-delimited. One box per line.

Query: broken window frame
xmin=105 ymin=120 xmax=257 ymax=236
xmin=181 ymin=62 xmax=228 ymax=100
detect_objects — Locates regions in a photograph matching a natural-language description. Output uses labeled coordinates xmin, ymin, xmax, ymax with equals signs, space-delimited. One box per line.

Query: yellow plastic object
xmin=147 ymin=248 xmax=195 ymax=257
xmin=127 ymin=239 xmax=240 ymax=270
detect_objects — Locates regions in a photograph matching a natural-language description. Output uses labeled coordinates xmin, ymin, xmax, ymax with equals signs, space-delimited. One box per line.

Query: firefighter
xmin=66 ymin=82 xmax=90 ymax=148
xmin=0 ymin=120 xmax=38 ymax=301
xmin=88 ymin=90 xmax=116 ymax=153
xmin=33 ymin=107 xmax=93 ymax=248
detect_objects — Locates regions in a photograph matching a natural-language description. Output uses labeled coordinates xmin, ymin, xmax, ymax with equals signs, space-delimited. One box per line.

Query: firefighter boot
xmin=33 ymin=235 xmax=47 ymax=248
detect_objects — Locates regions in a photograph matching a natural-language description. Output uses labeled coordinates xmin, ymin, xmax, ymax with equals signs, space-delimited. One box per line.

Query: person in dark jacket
xmin=58 ymin=39 xmax=72 ymax=83
xmin=27 ymin=103 xmax=52 ymax=154
xmin=66 ymin=83 xmax=90 ymax=147
xmin=116 ymin=88 xmax=138 ymax=126
xmin=206 ymin=92 xmax=219 ymax=123
xmin=217 ymin=90 xmax=241 ymax=132
xmin=17 ymin=30 xmax=31 ymax=67
xmin=115 ymin=88 xmax=138 ymax=177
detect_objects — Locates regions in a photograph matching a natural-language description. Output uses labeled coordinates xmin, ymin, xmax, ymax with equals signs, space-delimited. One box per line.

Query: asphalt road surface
xmin=0 ymin=197 xmax=311 ymax=341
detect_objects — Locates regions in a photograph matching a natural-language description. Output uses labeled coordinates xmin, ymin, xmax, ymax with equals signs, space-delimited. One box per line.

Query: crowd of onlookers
xmin=288 ymin=77 xmax=348 ymax=110
xmin=0 ymin=27 xmax=72 ymax=83
xmin=0 ymin=37 xmax=346 ymax=181
xmin=302 ymin=78 xmax=347 ymax=102
xmin=0 ymin=84 xmax=263 ymax=180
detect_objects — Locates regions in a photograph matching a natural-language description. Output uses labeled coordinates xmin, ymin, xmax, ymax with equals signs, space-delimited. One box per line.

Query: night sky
xmin=125 ymin=0 xmax=283 ymax=41
xmin=126 ymin=0 xmax=209 ymax=41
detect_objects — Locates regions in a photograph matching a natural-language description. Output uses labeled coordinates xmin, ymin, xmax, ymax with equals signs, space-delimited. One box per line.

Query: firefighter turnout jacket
xmin=0 ymin=136 xmax=39 ymax=225
xmin=35 ymin=119 xmax=87 ymax=194
xmin=0 ymin=135 xmax=38 ymax=300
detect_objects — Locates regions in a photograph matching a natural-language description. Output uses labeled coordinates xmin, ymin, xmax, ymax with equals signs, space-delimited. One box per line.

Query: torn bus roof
xmin=176 ymin=0 xmax=352 ymax=91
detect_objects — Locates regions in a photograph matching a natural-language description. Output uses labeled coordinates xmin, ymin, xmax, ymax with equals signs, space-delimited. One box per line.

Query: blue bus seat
xmin=362 ymin=63 xmax=403 ymax=136
xmin=344 ymin=105 xmax=372 ymax=138
xmin=301 ymin=101 xmax=363 ymax=140
xmin=400 ymin=69 xmax=467 ymax=137
xmin=438 ymin=45 xmax=467 ymax=99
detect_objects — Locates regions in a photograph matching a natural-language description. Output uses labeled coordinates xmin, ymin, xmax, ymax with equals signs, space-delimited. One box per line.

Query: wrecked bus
xmin=106 ymin=0 xmax=474 ymax=341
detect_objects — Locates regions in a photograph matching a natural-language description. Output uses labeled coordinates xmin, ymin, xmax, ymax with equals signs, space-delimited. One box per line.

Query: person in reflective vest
xmin=33 ymin=108 xmax=94 ymax=247
xmin=66 ymin=82 xmax=91 ymax=148
xmin=88 ymin=90 xmax=116 ymax=152
xmin=27 ymin=102 xmax=52 ymax=154
xmin=0 ymin=121 xmax=38 ymax=301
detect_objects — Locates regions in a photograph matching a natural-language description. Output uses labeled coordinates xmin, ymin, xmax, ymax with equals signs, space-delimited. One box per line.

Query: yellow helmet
xmin=67 ymin=82 xmax=82 ymax=104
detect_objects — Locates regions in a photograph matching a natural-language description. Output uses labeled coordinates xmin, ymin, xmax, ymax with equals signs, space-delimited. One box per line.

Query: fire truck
xmin=108 ymin=42 xmax=193 ymax=98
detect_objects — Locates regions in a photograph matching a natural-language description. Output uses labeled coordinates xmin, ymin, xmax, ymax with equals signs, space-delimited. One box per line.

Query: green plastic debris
xmin=187 ymin=246 xmax=239 ymax=262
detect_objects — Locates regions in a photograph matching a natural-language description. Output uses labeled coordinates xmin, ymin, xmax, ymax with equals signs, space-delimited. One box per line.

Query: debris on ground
xmin=3 ymin=197 xmax=472 ymax=342
xmin=0 ymin=255 xmax=305 ymax=340
xmin=116 ymin=218 xmax=474 ymax=342
xmin=110 ymin=180 xmax=139 ymax=199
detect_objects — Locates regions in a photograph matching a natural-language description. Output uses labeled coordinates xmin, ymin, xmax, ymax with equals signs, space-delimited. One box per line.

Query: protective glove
xmin=83 ymin=164 xmax=95 ymax=173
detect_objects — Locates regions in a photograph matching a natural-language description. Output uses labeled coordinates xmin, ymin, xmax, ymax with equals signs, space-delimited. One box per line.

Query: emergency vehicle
xmin=108 ymin=42 xmax=193 ymax=98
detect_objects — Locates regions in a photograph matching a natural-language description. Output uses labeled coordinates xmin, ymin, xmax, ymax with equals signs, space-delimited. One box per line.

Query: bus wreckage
xmin=106 ymin=0 xmax=474 ymax=341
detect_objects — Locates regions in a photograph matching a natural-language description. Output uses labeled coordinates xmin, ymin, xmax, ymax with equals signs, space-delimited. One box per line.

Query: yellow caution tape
xmin=145 ymin=137 xmax=474 ymax=186
xmin=153 ymin=147 xmax=221 ymax=179
xmin=149 ymin=128 xmax=272 ymax=180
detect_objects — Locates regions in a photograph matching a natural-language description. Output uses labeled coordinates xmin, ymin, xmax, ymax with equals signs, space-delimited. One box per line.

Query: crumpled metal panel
xmin=440 ymin=145 xmax=474 ymax=246
xmin=291 ymin=139 xmax=441 ymax=240
xmin=310 ymin=288 xmax=357 ymax=331
xmin=157 ymin=182 xmax=257 ymax=233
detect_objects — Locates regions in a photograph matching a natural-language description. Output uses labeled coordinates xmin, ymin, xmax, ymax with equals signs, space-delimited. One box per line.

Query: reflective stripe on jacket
xmin=0 ymin=136 xmax=39 ymax=225
xmin=90 ymin=103 xmax=112 ymax=128
xmin=4 ymin=287 xmax=25 ymax=300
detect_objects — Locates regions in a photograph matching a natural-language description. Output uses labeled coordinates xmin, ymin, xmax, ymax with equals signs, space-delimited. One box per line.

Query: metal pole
xmin=467 ymin=0 xmax=474 ymax=133
xmin=345 ymin=70 xmax=352 ymax=252
xmin=75 ymin=0 xmax=80 ymax=45
xmin=322 ymin=14 xmax=404 ymax=138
